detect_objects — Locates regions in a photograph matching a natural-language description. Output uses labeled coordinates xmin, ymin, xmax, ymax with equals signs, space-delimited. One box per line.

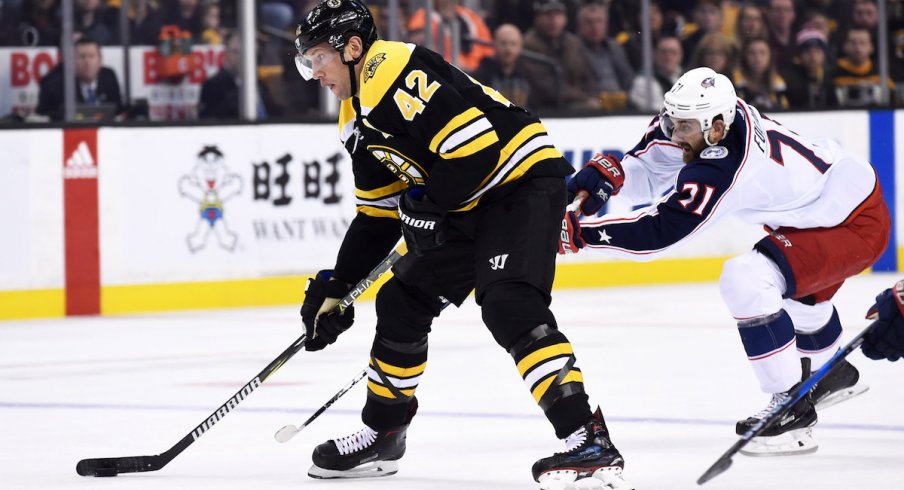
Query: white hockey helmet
xmin=660 ymin=67 xmax=737 ymax=147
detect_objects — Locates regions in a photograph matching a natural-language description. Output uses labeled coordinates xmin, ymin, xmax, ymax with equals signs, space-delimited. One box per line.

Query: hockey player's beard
xmin=680 ymin=143 xmax=699 ymax=163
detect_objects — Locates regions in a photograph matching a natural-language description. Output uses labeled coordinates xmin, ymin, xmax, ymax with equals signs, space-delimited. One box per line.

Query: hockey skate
xmin=532 ymin=408 xmax=634 ymax=490
xmin=307 ymin=400 xmax=417 ymax=479
xmin=736 ymin=391 xmax=818 ymax=457
xmin=810 ymin=359 xmax=869 ymax=410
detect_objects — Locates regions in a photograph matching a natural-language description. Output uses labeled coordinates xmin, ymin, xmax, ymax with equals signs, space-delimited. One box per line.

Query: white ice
xmin=2 ymin=274 xmax=902 ymax=490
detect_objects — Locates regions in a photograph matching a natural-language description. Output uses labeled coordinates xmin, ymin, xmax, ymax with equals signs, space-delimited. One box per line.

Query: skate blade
xmin=816 ymin=383 xmax=869 ymax=410
xmin=538 ymin=467 xmax=634 ymax=490
xmin=739 ymin=428 xmax=818 ymax=457
xmin=307 ymin=460 xmax=399 ymax=479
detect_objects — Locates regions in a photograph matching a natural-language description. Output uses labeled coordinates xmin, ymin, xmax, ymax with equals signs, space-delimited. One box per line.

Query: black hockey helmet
xmin=295 ymin=0 xmax=378 ymax=57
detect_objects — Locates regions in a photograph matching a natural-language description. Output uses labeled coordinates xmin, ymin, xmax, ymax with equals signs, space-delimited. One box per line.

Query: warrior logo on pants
xmin=179 ymin=145 xmax=243 ymax=253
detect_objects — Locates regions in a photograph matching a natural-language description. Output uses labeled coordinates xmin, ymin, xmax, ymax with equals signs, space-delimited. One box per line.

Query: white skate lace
xmin=563 ymin=426 xmax=588 ymax=452
xmin=334 ymin=426 xmax=378 ymax=455
xmin=752 ymin=393 xmax=790 ymax=420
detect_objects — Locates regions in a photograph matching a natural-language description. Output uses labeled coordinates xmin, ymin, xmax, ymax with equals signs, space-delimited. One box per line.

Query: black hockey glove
xmin=300 ymin=270 xmax=355 ymax=351
xmin=398 ymin=187 xmax=446 ymax=256
xmin=566 ymin=153 xmax=625 ymax=216
xmin=862 ymin=280 xmax=904 ymax=362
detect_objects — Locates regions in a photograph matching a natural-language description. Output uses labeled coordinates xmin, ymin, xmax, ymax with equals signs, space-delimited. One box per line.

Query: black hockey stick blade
xmin=697 ymin=454 xmax=732 ymax=485
xmin=696 ymin=320 xmax=876 ymax=485
xmin=76 ymin=243 xmax=404 ymax=477
xmin=76 ymin=455 xmax=165 ymax=477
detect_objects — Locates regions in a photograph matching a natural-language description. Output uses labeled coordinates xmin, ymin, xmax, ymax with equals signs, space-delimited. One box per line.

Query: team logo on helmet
xmin=326 ymin=0 xmax=342 ymax=8
xmin=701 ymin=77 xmax=716 ymax=89
xmin=363 ymin=53 xmax=386 ymax=83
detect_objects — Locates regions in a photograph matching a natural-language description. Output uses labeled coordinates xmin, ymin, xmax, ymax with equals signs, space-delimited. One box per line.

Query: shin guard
xmin=362 ymin=335 xmax=427 ymax=430
xmin=509 ymin=324 xmax=590 ymax=438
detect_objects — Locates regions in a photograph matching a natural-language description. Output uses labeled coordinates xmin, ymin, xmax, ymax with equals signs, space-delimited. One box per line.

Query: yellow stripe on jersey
xmin=355 ymin=180 xmax=408 ymax=200
xmin=360 ymin=40 xmax=416 ymax=111
xmin=498 ymin=147 xmax=562 ymax=186
xmin=471 ymin=122 xmax=547 ymax=191
xmin=370 ymin=358 xmax=427 ymax=378
xmin=439 ymin=130 xmax=499 ymax=160
xmin=530 ymin=370 xmax=584 ymax=403
xmin=356 ymin=205 xmax=400 ymax=218
xmin=367 ymin=380 xmax=416 ymax=399
xmin=428 ymin=107 xmax=484 ymax=153
xmin=516 ymin=343 xmax=574 ymax=376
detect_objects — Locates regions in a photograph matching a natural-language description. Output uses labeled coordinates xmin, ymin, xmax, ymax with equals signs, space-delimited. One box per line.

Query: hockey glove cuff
xmin=399 ymin=187 xmax=447 ymax=256
xmin=301 ymin=270 xmax=354 ymax=351
xmin=558 ymin=211 xmax=586 ymax=255
xmin=862 ymin=280 xmax=904 ymax=362
xmin=566 ymin=153 xmax=625 ymax=216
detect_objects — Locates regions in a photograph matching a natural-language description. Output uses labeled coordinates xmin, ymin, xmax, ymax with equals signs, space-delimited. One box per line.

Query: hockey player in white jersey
xmin=560 ymin=67 xmax=891 ymax=455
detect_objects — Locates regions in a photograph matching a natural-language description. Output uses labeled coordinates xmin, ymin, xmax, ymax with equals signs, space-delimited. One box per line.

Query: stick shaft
xmin=77 ymin=244 xmax=405 ymax=476
xmin=697 ymin=320 xmax=877 ymax=485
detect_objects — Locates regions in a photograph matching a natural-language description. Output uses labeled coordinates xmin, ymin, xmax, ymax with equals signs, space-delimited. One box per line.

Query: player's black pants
xmin=362 ymin=177 xmax=592 ymax=439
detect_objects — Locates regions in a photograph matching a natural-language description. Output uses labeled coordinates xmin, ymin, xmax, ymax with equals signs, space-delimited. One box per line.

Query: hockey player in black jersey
xmin=293 ymin=1 xmax=632 ymax=488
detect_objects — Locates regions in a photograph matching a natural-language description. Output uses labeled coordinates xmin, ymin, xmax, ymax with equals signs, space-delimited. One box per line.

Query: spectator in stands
xmin=163 ymin=0 xmax=203 ymax=41
xmin=765 ymin=0 xmax=797 ymax=71
xmin=75 ymin=0 xmax=116 ymax=45
xmin=473 ymin=24 xmax=534 ymax=108
xmin=783 ymin=27 xmax=837 ymax=108
xmin=36 ymin=36 xmax=123 ymax=121
xmin=851 ymin=0 xmax=879 ymax=31
xmin=106 ymin=0 xmax=163 ymax=45
xmin=681 ymin=0 xmax=723 ymax=66
xmin=628 ymin=35 xmax=683 ymax=112
xmin=522 ymin=0 xmax=597 ymax=111
xmin=733 ymin=37 xmax=789 ymax=109
xmin=621 ymin=0 xmax=668 ymax=72
xmin=735 ymin=3 xmax=767 ymax=46
xmin=201 ymin=1 xmax=223 ymax=44
xmin=577 ymin=2 xmax=634 ymax=111
xmin=407 ymin=0 xmax=493 ymax=73
xmin=690 ymin=32 xmax=737 ymax=77
xmin=198 ymin=32 xmax=278 ymax=119
xmin=833 ymin=27 xmax=894 ymax=107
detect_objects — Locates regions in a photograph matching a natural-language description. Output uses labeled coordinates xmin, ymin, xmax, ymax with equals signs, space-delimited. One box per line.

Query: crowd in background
xmin=1 ymin=0 xmax=903 ymax=121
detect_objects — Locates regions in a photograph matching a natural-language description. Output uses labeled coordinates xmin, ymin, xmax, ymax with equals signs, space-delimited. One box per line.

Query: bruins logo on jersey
xmin=368 ymin=145 xmax=427 ymax=186
xmin=363 ymin=53 xmax=386 ymax=83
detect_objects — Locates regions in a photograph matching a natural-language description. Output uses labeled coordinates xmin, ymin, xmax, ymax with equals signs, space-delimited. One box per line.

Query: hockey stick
xmin=696 ymin=320 xmax=878 ymax=485
xmin=75 ymin=244 xmax=405 ymax=477
xmin=273 ymin=369 xmax=368 ymax=443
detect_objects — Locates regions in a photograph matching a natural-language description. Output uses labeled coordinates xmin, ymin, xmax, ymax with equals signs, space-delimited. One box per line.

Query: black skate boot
xmin=532 ymin=407 xmax=634 ymax=490
xmin=308 ymin=399 xmax=417 ymax=479
xmin=810 ymin=359 xmax=869 ymax=410
xmin=735 ymin=389 xmax=818 ymax=456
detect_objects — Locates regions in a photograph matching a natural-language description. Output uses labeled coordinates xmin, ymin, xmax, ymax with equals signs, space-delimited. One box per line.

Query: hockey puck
xmin=93 ymin=468 xmax=119 ymax=477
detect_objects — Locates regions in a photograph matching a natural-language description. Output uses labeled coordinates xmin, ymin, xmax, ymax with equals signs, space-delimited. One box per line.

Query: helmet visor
xmin=294 ymin=48 xmax=338 ymax=81
xmin=659 ymin=108 xmax=675 ymax=138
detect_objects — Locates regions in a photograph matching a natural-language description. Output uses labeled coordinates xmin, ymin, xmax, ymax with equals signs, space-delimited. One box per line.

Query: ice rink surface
xmin=1 ymin=274 xmax=902 ymax=490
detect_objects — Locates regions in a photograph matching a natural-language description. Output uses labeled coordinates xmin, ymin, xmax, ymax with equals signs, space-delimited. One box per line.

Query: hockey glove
xmin=399 ymin=187 xmax=446 ymax=256
xmin=566 ymin=153 xmax=625 ymax=216
xmin=558 ymin=210 xmax=586 ymax=254
xmin=862 ymin=280 xmax=904 ymax=362
xmin=301 ymin=270 xmax=355 ymax=351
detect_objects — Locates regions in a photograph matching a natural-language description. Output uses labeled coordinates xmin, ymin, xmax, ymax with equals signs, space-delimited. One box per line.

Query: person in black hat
xmin=782 ymin=27 xmax=838 ymax=109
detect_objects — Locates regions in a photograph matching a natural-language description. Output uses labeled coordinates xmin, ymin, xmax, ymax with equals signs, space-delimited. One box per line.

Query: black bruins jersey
xmin=344 ymin=39 xmax=572 ymax=217
xmin=333 ymin=40 xmax=572 ymax=285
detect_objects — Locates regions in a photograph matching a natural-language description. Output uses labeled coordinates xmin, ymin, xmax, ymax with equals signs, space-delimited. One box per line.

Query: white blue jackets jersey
xmin=580 ymin=99 xmax=878 ymax=259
